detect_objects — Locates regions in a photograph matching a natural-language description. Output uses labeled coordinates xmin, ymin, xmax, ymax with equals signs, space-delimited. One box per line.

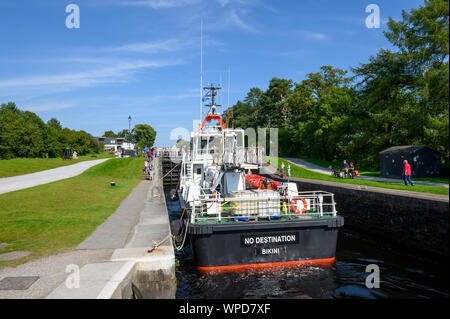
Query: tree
xmin=132 ymin=124 xmax=156 ymax=149
xmin=0 ymin=102 xmax=102 ymax=159
xmin=353 ymin=0 xmax=449 ymax=170
xmin=103 ymin=130 xmax=117 ymax=138
xmin=116 ymin=129 xmax=129 ymax=138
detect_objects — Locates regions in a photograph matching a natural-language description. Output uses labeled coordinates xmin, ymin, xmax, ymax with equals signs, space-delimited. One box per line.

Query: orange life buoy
xmin=290 ymin=198 xmax=307 ymax=214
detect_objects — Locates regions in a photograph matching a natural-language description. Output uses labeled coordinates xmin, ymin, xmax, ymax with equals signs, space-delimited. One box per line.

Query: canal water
xmin=173 ymin=227 xmax=448 ymax=299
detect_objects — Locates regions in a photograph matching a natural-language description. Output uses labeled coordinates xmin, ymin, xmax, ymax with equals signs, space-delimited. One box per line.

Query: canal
xmin=173 ymin=226 xmax=448 ymax=299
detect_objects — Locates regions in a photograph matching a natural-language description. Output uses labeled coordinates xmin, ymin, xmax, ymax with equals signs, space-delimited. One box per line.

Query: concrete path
xmin=77 ymin=181 xmax=151 ymax=250
xmin=0 ymin=158 xmax=110 ymax=195
xmin=1 ymin=156 xmax=175 ymax=299
xmin=282 ymin=157 xmax=449 ymax=188
xmin=0 ymin=249 xmax=114 ymax=299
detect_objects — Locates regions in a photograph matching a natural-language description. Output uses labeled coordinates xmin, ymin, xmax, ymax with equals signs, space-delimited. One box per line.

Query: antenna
xmin=200 ymin=19 xmax=203 ymax=123
xmin=227 ymin=65 xmax=230 ymax=109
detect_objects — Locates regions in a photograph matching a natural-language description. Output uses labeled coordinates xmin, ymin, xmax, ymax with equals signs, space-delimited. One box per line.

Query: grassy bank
xmin=301 ymin=157 xmax=449 ymax=184
xmin=266 ymin=156 xmax=448 ymax=196
xmin=0 ymin=157 xmax=144 ymax=268
xmin=0 ymin=153 xmax=114 ymax=178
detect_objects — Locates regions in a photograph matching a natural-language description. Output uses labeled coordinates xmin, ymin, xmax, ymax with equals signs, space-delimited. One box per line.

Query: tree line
xmin=0 ymin=102 xmax=103 ymax=159
xmin=0 ymin=102 xmax=157 ymax=159
xmin=223 ymin=0 xmax=449 ymax=174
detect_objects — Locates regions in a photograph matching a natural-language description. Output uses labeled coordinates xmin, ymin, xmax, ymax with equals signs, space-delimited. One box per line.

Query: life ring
xmin=290 ymin=198 xmax=307 ymax=214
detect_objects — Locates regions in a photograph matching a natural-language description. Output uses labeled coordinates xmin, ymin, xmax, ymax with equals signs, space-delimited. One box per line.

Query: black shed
xmin=379 ymin=145 xmax=441 ymax=179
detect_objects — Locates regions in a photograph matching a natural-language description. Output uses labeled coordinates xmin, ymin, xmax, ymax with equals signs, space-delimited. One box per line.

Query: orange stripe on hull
xmin=198 ymin=257 xmax=336 ymax=274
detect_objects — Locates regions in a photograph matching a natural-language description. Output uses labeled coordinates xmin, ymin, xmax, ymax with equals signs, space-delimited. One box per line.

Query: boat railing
xmin=190 ymin=191 xmax=337 ymax=223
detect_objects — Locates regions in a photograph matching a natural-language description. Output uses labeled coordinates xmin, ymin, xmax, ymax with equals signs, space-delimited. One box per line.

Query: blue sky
xmin=0 ymin=0 xmax=424 ymax=146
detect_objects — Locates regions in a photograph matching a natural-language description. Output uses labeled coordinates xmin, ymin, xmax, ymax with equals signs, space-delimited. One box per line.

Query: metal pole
xmin=200 ymin=19 xmax=203 ymax=124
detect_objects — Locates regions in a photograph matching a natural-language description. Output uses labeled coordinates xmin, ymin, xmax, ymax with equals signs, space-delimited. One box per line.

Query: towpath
xmin=282 ymin=157 xmax=448 ymax=189
xmin=0 ymin=158 xmax=110 ymax=195
xmin=0 ymin=157 xmax=175 ymax=299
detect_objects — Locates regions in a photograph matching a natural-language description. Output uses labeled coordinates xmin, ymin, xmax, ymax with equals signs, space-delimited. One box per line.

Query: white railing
xmin=190 ymin=191 xmax=337 ymax=223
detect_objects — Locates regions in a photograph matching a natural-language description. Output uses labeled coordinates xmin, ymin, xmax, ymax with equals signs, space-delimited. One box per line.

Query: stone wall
xmin=268 ymin=176 xmax=449 ymax=257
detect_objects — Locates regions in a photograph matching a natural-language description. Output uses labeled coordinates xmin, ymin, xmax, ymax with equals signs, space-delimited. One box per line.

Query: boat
xmin=175 ymin=84 xmax=344 ymax=273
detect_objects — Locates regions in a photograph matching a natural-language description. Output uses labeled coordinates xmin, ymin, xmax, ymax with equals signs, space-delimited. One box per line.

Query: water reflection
xmin=175 ymin=229 xmax=449 ymax=299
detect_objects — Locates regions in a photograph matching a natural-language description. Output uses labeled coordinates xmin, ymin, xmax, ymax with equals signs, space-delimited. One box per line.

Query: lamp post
xmin=128 ymin=116 xmax=132 ymax=140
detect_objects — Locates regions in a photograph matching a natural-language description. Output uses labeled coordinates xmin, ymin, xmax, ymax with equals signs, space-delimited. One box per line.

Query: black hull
xmin=188 ymin=216 xmax=344 ymax=272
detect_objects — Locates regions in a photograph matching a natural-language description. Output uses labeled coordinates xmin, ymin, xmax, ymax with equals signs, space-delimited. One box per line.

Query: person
xmin=343 ymin=160 xmax=349 ymax=173
xmin=148 ymin=162 xmax=153 ymax=180
xmin=402 ymin=160 xmax=414 ymax=186
xmin=144 ymin=160 xmax=149 ymax=173
xmin=147 ymin=149 xmax=153 ymax=161
xmin=347 ymin=161 xmax=355 ymax=178
xmin=72 ymin=151 xmax=78 ymax=159
xmin=280 ymin=162 xmax=285 ymax=178
xmin=287 ymin=164 xmax=291 ymax=177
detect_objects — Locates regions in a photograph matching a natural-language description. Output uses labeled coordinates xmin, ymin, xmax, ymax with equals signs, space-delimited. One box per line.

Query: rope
xmin=173 ymin=217 xmax=190 ymax=251
xmin=147 ymin=234 xmax=172 ymax=253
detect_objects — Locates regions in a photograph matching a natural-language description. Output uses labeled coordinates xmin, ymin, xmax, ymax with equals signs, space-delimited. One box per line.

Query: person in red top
xmin=402 ymin=160 xmax=414 ymax=186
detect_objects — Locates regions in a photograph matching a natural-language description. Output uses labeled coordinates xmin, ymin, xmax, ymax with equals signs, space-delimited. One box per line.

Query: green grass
xmin=266 ymin=156 xmax=448 ymax=196
xmin=0 ymin=157 xmax=144 ymax=268
xmin=414 ymin=176 xmax=449 ymax=184
xmin=301 ymin=157 xmax=448 ymax=183
xmin=0 ymin=153 xmax=114 ymax=178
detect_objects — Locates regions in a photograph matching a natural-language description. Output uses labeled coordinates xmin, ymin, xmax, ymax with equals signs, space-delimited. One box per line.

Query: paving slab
xmin=0 ymin=249 xmax=113 ymax=299
xmin=46 ymin=261 xmax=135 ymax=299
xmin=0 ymin=276 xmax=39 ymax=290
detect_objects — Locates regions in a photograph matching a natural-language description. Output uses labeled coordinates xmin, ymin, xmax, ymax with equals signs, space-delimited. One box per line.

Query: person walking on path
xmin=402 ymin=160 xmax=414 ymax=186
xmin=280 ymin=162 xmax=285 ymax=178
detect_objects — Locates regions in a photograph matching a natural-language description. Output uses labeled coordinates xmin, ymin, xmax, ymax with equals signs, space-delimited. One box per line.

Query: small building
xmin=379 ymin=145 xmax=441 ymax=179
xmin=96 ymin=137 xmax=136 ymax=153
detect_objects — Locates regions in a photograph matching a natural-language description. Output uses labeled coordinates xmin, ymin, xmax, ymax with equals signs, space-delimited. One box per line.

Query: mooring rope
xmin=173 ymin=217 xmax=190 ymax=252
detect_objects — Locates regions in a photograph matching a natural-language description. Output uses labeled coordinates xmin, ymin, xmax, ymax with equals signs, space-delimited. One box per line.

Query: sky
xmin=0 ymin=0 xmax=424 ymax=146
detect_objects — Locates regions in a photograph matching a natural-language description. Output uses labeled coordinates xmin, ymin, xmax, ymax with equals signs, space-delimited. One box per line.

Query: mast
xmin=203 ymin=84 xmax=221 ymax=115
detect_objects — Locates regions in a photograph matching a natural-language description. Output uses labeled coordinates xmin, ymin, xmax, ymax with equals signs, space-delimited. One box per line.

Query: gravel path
xmin=0 ymin=158 xmax=110 ymax=195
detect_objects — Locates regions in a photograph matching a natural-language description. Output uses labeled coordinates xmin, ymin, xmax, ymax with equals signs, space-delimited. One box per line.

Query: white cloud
xmin=298 ymin=30 xmax=328 ymax=41
xmin=0 ymin=59 xmax=185 ymax=90
xmin=116 ymin=0 xmax=200 ymax=9
xmin=228 ymin=10 xmax=258 ymax=33
xmin=217 ymin=0 xmax=230 ymax=7
xmin=25 ymin=101 xmax=77 ymax=112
